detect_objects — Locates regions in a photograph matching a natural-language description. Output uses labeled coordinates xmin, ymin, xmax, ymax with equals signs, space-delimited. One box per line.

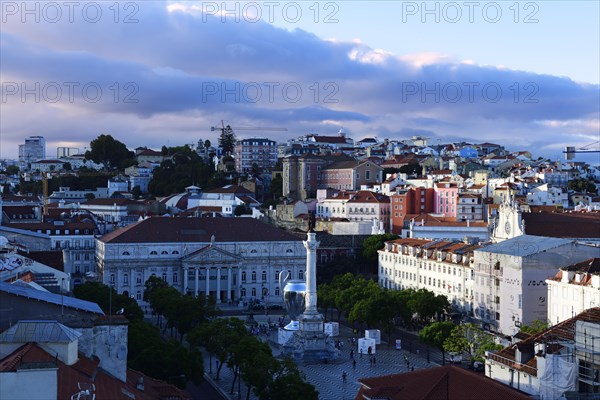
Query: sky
xmin=1 ymin=1 xmax=599 ymax=163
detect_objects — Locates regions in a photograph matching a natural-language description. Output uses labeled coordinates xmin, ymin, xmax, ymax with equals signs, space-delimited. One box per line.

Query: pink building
xmin=434 ymin=181 xmax=459 ymax=218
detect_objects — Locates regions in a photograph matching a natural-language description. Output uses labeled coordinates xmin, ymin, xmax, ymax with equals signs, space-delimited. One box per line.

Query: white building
xmin=96 ymin=217 xmax=306 ymax=306
xmin=526 ymin=184 xmax=568 ymax=208
xmin=18 ymin=136 xmax=45 ymax=168
xmin=473 ymin=235 xmax=600 ymax=336
xmin=547 ymin=258 xmax=600 ymax=325
xmin=378 ymin=238 xmax=480 ymax=315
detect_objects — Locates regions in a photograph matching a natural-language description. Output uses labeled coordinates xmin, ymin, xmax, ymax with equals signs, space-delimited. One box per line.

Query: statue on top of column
xmin=308 ymin=212 xmax=316 ymax=233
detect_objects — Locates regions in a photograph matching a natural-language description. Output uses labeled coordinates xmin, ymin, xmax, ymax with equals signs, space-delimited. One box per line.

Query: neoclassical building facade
xmin=96 ymin=217 xmax=306 ymax=306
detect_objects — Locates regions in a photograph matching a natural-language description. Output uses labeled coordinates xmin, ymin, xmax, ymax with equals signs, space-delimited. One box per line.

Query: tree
xmin=419 ymin=321 xmax=455 ymax=364
xmin=188 ymin=318 xmax=248 ymax=381
xmin=362 ymin=234 xmax=399 ymax=265
xmin=234 ymin=204 xmax=252 ymax=216
xmin=520 ymin=319 xmax=549 ymax=335
xmin=131 ymin=185 xmax=142 ymax=199
xmin=4 ymin=165 xmax=20 ymax=175
xmin=408 ymin=289 xmax=449 ymax=325
xmin=73 ymin=282 xmax=143 ymax=321
xmin=85 ymin=134 xmax=135 ymax=170
xmin=568 ymin=178 xmax=598 ymax=194
xmin=270 ymin=174 xmax=283 ymax=199
xmin=62 ymin=162 xmax=72 ymax=171
xmin=219 ymin=125 xmax=237 ymax=155
xmin=259 ymin=358 xmax=318 ymax=400
xmin=443 ymin=323 xmax=503 ymax=363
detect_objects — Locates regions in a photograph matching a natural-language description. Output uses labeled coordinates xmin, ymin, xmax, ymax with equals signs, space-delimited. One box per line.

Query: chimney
xmin=591 ymin=274 xmax=600 ymax=289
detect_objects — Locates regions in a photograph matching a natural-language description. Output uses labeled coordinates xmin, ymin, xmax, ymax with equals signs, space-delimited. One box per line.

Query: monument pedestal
xmin=280 ymin=231 xmax=338 ymax=363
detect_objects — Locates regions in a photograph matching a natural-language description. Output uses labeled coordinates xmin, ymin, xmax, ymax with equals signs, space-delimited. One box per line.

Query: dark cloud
xmin=0 ymin=2 xmax=598 ymax=159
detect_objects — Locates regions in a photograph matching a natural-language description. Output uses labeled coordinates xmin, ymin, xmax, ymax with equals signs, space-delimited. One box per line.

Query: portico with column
xmin=181 ymin=246 xmax=244 ymax=303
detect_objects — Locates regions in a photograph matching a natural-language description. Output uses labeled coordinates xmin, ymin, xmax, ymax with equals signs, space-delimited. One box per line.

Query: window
xmin=150 ymin=251 xmax=157 ymax=255
xmin=137 ymin=274 xmax=142 ymax=284
xmin=161 ymin=250 xmax=168 ymax=255
xmin=275 ymin=271 xmax=280 ymax=280
xmin=299 ymin=270 xmax=304 ymax=280
xmin=110 ymin=274 xmax=115 ymax=284
xmin=261 ymin=271 xmax=267 ymax=281
xmin=75 ymin=253 xmax=81 ymax=261
xmin=172 ymin=250 xmax=179 ymax=254
xmin=275 ymin=287 xmax=280 ymax=296
xmin=251 ymin=271 xmax=257 ymax=282
xmin=136 ymin=291 xmax=142 ymax=300
xmin=241 ymin=288 xmax=246 ymax=297
xmin=251 ymin=287 xmax=256 ymax=297
xmin=122 ymin=251 xmax=130 ymax=256
xmin=162 ymin=273 xmax=167 ymax=282
xmin=173 ymin=273 xmax=178 ymax=283
xmin=242 ymin=271 xmax=247 ymax=282
xmin=123 ymin=273 xmax=129 ymax=284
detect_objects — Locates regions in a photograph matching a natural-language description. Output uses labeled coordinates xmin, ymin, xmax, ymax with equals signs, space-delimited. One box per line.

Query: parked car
xmin=267 ymin=304 xmax=284 ymax=310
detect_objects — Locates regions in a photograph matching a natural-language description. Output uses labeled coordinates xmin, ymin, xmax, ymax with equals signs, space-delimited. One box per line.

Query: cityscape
xmin=1 ymin=1 xmax=599 ymax=400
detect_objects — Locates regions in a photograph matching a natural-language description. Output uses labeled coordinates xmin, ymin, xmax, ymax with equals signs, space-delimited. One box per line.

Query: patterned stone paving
xmin=202 ymin=312 xmax=439 ymax=400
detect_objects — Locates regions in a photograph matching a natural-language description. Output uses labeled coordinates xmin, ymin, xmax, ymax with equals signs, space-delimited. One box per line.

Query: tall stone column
xmin=205 ymin=267 xmax=210 ymax=298
xmin=303 ymin=232 xmax=319 ymax=314
xmin=216 ymin=267 xmax=221 ymax=303
xmin=238 ymin=268 xmax=243 ymax=299
xmin=300 ymin=232 xmax=324 ymax=333
xmin=183 ymin=266 xmax=188 ymax=294
xmin=227 ymin=267 xmax=232 ymax=302
xmin=194 ymin=267 xmax=199 ymax=297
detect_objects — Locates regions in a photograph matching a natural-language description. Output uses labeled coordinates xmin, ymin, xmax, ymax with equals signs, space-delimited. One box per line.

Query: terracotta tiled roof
xmin=98 ymin=217 xmax=302 ymax=244
xmin=347 ymin=191 xmax=390 ymax=203
xmin=17 ymin=250 xmax=65 ymax=271
xmin=0 ymin=343 xmax=191 ymax=400
xmin=355 ymin=365 xmax=530 ymax=400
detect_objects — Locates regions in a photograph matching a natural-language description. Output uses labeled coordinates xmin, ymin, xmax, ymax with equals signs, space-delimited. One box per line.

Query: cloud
xmin=0 ymin=1 xmax=598 ymax=161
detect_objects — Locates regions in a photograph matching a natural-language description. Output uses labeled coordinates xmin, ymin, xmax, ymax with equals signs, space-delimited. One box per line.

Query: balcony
xmin=486 ymin=352 xmax=537 ymax=376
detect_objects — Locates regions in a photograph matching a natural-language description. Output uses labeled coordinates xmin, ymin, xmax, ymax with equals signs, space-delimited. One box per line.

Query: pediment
xmin=183 ymin=245 xmax=242 ymax=263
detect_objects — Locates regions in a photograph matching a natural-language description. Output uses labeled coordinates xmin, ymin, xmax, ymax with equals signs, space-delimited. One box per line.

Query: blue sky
xmin=1 ymin=1 xmax=598 ymax=162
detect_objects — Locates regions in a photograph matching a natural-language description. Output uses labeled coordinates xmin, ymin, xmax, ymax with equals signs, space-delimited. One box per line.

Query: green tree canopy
xmin=520 ymin=319 xmax=549 ymax=335
xmin=219 ymin=125 xmax=237 ymax=155
xmin=73 ymin=281 xmax=143 ymax=321
xmin=362 ymin=234 xmax=399 ymax=265
xmin=85 ymin=134 xmax=135 ymax=171
xmin=419 ymin=321 xmax=456 ymax=364
xmin=443 ymin=323 xmax=503 ymax=363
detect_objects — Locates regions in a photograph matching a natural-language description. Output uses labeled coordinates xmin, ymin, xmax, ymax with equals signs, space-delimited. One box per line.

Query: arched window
xmin=261 ymin=271 xmax=267 ymax=281
xmin=250 ymin=249 xmax=257 ymax=254
xmin=299 ymin=270 xmax=304 ymax=280
xmin=122 ymin=251 xmax=130 ymax=256
xmin=162 ymin=273 xmax=167 ymax=282
xmin=150 ymin=251 xmax=157 ymax=255
xmin=286 ymin=248 xmax=293 ymax=254
xmin=241 ymin=271 xmax=246 ymax=282
xmin=161 ymin=250 xmax=168 ymax=255
xmin=123 ymin=273 xmax=129 ymax=284
xmin=251 ymin=287 xmax=256 ymax=297
xmin=136 ymin=291 xmax=142 ymax=300
xmin=251 ymin=271 xmax=257 ymax=282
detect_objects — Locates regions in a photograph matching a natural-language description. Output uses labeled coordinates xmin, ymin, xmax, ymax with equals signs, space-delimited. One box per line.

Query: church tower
xmin=492 ymin=196 xmax=525 ymax=242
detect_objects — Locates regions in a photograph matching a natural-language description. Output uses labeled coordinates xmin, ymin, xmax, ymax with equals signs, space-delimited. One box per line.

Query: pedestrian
xmin=411 ymin=366 xmax=415 ymax=372
xmin=350 ymin=349 xmax=354 ymax=359
xmin=368 ymin=346 xmax=372 ymax=356
xmin=342 ymin=371 xmax=347 ymax=383
xmin=352 ymin=359 xmax=356 ymax=370
xmin=360 ymin=349 xmax=363 ymax=358
xmin=369 ymin=357 xmax=373 ymax=366
xmin=373 ymin=356 xmax=376 ymax=366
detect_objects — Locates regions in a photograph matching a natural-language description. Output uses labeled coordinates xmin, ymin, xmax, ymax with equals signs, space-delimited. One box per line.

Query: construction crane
xmin=564 ymin=141 xmax=600 ymax=160
xmin=210 ymin=120 xmax=287 ymax=133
